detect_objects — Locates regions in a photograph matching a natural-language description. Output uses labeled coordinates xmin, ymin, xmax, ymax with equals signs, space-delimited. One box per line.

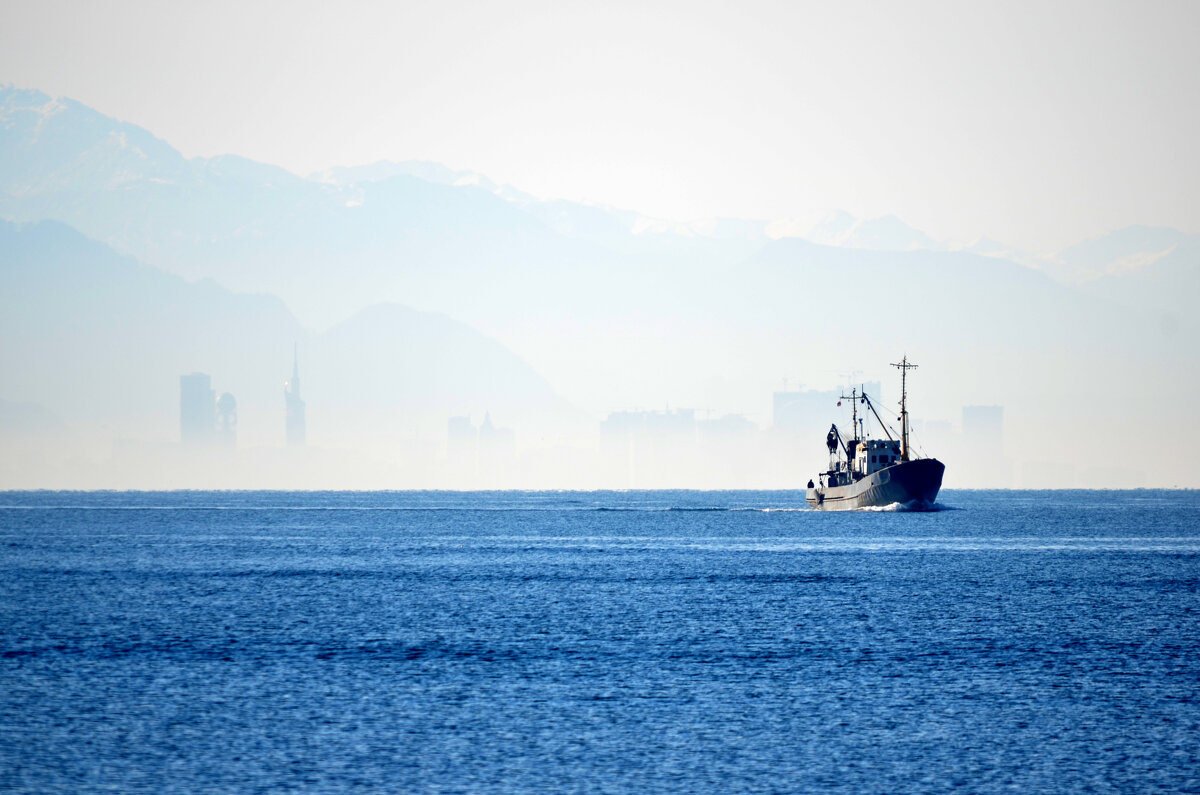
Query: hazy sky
xmin=2 ymin=0 xmax=1197 ymax=253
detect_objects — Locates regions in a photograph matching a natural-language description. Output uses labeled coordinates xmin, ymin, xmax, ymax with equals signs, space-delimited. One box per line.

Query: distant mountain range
xmin=3 ymin=87 xmax=1192 ymax=305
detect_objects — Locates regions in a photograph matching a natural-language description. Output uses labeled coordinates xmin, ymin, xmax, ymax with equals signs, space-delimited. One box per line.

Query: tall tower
xmin=284 ymin=344 xmax=306 ymax=447
xmin=180 ymin=373 xmax=216 ymax=446
xmin=216 ymin=392 xmax=238 ymax=448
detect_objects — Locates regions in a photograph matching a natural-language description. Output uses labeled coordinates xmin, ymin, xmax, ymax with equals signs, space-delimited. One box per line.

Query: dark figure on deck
xmin=807 ymin=479 xmax=814 ymax=489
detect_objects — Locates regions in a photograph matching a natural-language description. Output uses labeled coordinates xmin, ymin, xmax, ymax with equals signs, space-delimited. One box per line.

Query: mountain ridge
xmin=0 ymin=218 xmax=581 ymax=452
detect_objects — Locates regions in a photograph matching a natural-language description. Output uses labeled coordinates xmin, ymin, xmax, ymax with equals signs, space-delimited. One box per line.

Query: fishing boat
xmin=806 ymin=357 xmax=945 ymax=510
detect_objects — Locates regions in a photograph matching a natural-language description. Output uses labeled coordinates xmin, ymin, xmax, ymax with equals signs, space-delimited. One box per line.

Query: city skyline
xmin=156 ymin=348 xmax=1057 ymax=490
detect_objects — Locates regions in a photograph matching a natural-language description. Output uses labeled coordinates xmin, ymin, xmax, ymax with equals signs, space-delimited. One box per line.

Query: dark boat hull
xmin=806 ymin=458 xmax=945 ymax=511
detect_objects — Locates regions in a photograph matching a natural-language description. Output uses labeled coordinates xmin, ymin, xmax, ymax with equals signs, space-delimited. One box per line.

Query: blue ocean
xmin=1 ymin=490 xmax=1198 ymax=793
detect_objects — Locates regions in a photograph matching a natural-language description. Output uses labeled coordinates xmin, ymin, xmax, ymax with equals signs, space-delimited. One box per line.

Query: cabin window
xmin=870 ymin=455 xmax=877 ymax=463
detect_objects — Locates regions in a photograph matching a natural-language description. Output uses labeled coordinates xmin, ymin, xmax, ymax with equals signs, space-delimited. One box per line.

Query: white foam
xmin=855 ymin=500 xmax=951 ymax=513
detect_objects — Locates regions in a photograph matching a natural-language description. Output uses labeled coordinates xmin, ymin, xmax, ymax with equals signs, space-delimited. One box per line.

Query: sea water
xmin=1 ymin=490 xmax=1198 ymax=793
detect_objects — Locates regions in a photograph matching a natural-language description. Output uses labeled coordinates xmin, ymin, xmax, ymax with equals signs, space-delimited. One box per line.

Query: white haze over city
xmin=0 ymin=0 xmax=1197 ymax=489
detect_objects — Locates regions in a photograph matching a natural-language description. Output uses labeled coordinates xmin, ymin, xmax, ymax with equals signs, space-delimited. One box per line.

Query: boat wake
xmin=855 ymin=500 xmax=954 ymax=513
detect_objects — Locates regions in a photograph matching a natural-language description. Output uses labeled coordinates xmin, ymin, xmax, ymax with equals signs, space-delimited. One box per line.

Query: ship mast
xmin=839 ymin=386 xmax=860 ymax=443
xmin=891 ymin=356 xmax=918 ymax=461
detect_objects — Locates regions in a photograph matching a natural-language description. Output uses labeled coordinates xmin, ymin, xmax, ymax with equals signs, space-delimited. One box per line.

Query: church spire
xmin=285 ymin=343 xmax=306 ymax=447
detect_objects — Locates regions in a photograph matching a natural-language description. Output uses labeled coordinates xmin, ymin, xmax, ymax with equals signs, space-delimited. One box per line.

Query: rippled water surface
xmin=1 ymin=489 xmax=1198 ymax=793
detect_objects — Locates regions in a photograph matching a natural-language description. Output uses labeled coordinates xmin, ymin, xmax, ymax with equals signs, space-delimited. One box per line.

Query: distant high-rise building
xmin=772 ymin=381 xmax=882 ymax=436
xmin=698 ymin=413 xmax=757 ymax=441
xmin=962 ymin=405 xmax=1003 ymax=453
xmin=180 ymin=372 xmax=216 ymax=445
xmin=599 ymin=408 xmax=697 ymax=487
xmin=447 ymin=416 xmax=478 ymax=472
xmin=960 ymin=405 xmax=1009 ymax=487
xmin=600 ymin=408 xmax=696 ymax=441
xmin=285 ymin=345 xmax=306 ymax=447
xmin=216 ymin=392 xmax=237 ymax=448
xmin=479 ymin=412 xmax=516 ymax=471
